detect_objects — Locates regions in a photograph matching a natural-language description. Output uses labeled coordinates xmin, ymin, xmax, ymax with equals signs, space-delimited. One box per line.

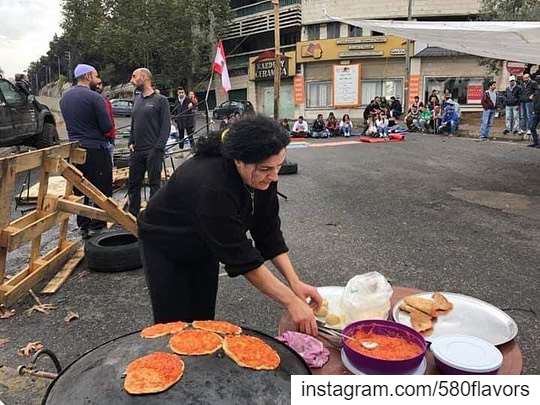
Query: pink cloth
xmin=276 ymin=331 xmax=330 ymax=368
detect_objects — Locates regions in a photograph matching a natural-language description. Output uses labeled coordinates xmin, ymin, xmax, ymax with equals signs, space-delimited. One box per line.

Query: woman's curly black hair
xmin=195 ymin=114 xmax=290 ymax=164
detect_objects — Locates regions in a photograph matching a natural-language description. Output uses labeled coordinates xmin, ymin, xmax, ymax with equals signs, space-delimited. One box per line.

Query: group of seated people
xmin=362 ymin=96 xmax=403 ymax=138
xmin=282 ymin=113 xmax=354 ymax=138
xmin=405 ymin=91 xmax=461 ymax=135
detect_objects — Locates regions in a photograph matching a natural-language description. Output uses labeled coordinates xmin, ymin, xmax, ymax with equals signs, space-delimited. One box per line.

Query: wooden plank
xmin=70 ymin=148 xmax=87 ymax=165
xmin=10 ymin=143 xmax=75 ymax=173
xmin=2 ymin=240 xmax=80 ymax=307
xmin=60 ymin=159 xmax=138 ymax=236
xmin=29 ymin=167 xmax=50 ymax=271
xmin=0 ymin=159 xmax=16 ymax=284
xmin=57 ymin=198 xmax=113 ymax=223
xmin=58 ymin=181 xmax=75 ymax=248
xmin=41 ymin=246 xmax=84 ymax=294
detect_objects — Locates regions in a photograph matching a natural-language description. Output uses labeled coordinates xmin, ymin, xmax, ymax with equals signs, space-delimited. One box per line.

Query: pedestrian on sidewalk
xmin=528 ymin=84 xmax=540 ymax=148
xmin=128 ymin=68 xmax=171 ymax=217
xmin=60 ymin=64 xmax=113 ymax=239
xmin=479 ymin=81 xmax=498 ymax=140
xmin=503 ymin=75 xmax=521 ymax=135
xmin=519 ymin=73 xmax=538 ymax=137
xmin=174 ymin=87 xmax=195 ymax=149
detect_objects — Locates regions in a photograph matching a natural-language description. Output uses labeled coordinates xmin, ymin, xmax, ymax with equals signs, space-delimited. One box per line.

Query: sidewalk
xmin=456 ymin=112 xmax=529 ymax=142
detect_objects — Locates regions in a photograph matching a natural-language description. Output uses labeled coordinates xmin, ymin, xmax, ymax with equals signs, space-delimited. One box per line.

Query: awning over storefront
xmin=325 ymin=16 xmax=540 ymax=65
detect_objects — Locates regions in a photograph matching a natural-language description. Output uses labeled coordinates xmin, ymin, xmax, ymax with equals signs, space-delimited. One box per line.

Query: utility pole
xmin=272 ymin=0 xmax=281 ymax=120
xmin=57 ymin=55 xmax=61 ymax=80
xmin=404 ymin=0 xmax=414 ymax=111
xmin=65 ymin=51 xmax=72 ymax=82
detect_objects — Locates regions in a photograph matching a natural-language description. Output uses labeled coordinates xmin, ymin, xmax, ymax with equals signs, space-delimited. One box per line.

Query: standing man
xmin=528 ymin=83 xmax=540 ymax=148
xmin=519 ymin=73 xmax=538 ymax=137
xmin=60 ymin=64 xmax=113 ymax=238
xmin=479 ymin=80 xmax=497 ymax=141
xmin=504 ymin=76 xmax=521 ymax=135
xmin=174 ymin=87 xmax=195 ymax=149
xmin=91 ymin=79 xmax=116 ymax=159
xmin=128 ymin=68 xmax=171 ymax=217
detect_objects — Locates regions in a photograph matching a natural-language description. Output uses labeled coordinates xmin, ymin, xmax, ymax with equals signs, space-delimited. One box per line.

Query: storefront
xmin=295 ymin=35 xmax=407 ymax=120
xmin=247 ymin=50 xmax=297 ymax=119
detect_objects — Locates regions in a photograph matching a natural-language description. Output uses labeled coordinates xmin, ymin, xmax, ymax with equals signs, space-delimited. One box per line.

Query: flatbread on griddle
xmin=169 ymin=329 xmax=223 ymax=355
xmin=223 ymin=335 xmax=280 ymax=370
xmin=124 ymin=352 xmax=184 ymax=395
xmin=404 ymin=296 xmax=436 ymax=316
xmin=192 ymin=320 xmax=242 ymax=335
xmin=140 ymin=321 xmax=188 ymax=338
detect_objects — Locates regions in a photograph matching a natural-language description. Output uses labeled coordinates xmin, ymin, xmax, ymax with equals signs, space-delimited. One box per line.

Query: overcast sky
xmin=0 ymin=0 xmax=62 ymax=78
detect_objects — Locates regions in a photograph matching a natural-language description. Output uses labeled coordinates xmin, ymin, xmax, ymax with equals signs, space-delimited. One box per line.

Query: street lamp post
xmin=404 ymin=0 xmax=414 ymax=111
xmin=272 ymin=0 xmax=281 ymax=120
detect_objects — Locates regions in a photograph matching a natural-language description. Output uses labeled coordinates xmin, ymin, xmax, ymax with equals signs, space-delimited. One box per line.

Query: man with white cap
xmin=503 ymin=75 xmax=521 ymax=135
xmin=60 ymin=64 xmax=114 ymax=238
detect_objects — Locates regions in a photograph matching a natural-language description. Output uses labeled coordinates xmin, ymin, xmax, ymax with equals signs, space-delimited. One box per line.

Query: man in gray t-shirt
xmin=128 ymin=68 xmax=171 ymax=216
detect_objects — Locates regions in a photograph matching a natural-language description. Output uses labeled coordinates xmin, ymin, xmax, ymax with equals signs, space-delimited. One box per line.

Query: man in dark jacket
xmin=479 ymin=80 xmax=497 ymax=140
xmin=528 ymin=84 xmax=540 ymax=147
xmin=504 ymin=76 xmax=521 ymax=134
xmin=128 ymin=68 xmax=171 ymax=216
xmin=519 ymin=73 xmax=538 ymax=136
xmin=174 ymin=87 xmax=195 ymax=149
xmin=60 ymin=64 xmax=113 ymax=237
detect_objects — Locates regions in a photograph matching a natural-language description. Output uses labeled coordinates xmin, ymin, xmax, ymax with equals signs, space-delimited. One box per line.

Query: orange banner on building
xmin=294 ymin=74 xmax=305 ymax=105
xmin=408 ymin=75 xmax=421 ymax=104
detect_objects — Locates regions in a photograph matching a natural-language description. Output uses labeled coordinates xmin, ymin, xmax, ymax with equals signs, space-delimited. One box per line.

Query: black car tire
xmin=85 ymin=230 xmax=141 ymax=272
xmin=28 ymin=122 xmax=59 ymax=149
xmin=279 ymin=161 xmax=298 ymax=175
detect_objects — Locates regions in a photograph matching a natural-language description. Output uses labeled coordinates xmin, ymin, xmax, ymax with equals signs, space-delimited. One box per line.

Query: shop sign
xmin=408 ymin=75 xmax=421 ymax=105
xmin=293 ymin=74 xmax=304 ymax=105
xmin=336 ymin=37 xmax=388 ymax=45
xmin=467 ymin=83 xmax=484 ymax=104
xmin=339 ymin=50 xmax=384 ymax=58
xmin=254 ymin=59 xmax=288 ymax=80
xmin=390 ymin=48 xmax=406 ymax=56
xmin=348 ymin=44 xmax=375 ymax=50
xmin=333 ymin=64 xmax=361 ymax=107
xmin=506 ymin=62 xmax=526 ymax=76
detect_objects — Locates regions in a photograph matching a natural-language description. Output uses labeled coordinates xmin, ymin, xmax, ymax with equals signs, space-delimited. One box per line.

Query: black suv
xmin=0 ymin=77 xmax=59 ymax=149
xmin=212 ymin=100 xmax=254 ymax=120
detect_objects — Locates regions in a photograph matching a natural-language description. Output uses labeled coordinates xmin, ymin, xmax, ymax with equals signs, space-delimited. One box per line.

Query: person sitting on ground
xmin=365 ymin=112 xmax=378 ymax=136
xmin=432 ymin=105 xmax=442 ymax=132
xmin=438 ymin=96 xmax=460 ymax=136
xmin=376 ymin=112 xmax=390 ymax=138
xmin=405 ymin=105 xmax=420 ymax=131
xmin=311 ymin=114 xmax=328 ymax=138
xmin=326 ymin=112 xmax=338 ymax=137
xmin=428 ymin=90 xmax=440 ymax=110
xmin=418 ymin=106 xmax=433 ymax=133
xmin=280 ymin=118 xmax=290 ymax=133
xmin=339 ymin=114 xmax=353 ymax=137
xmin=410 ymin=96 xmax=424 ymax=111
xmin=291 ymin=116 xmax=309 ymax=137
xmin=389 ymin=96 xmax=402 ymax=121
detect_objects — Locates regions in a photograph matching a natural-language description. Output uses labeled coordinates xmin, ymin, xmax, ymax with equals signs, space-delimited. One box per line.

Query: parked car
xmin=0 ymin=77 xmax=59 ymax=148
xmin=111 ymin=99 xmax=133 ymax=117
xmin=212 ymin=100 xmax=254 ymax=120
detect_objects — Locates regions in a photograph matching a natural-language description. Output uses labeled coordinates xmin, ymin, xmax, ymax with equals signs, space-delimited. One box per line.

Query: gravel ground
xmin=0 ymin=133 xmax=539 ymax=404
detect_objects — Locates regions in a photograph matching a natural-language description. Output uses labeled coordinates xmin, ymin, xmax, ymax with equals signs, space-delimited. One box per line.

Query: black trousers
xmin=74 ymin=147 xmax=113 ymax=230
xmin=176 ymin=122 xmax=194 ymax=149
xmin=140 ymin=240 xmax=219 ymax=323
xmin=128 ymin=149 xmax=162 ymax=217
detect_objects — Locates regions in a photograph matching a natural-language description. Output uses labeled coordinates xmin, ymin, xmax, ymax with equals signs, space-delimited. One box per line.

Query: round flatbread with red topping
xmin=169 ymin=329 xmax=223 ymax=355
xmin=140 ymin=321 xmax=188 ymax=339
xmin=124 ymin=352 xmax=184 ymax=395
xmin=192 ymin=320 xmax=242 ymax=335
xmin=223 ymin=335 xmax=280 ymax=370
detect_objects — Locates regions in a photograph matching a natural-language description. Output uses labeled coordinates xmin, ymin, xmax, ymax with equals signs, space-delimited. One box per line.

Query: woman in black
xmin=139 ymin=115 xmax=322 ymax=335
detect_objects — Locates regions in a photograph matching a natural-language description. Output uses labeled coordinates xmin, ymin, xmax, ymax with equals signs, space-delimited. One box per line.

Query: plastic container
xmin=430 ymin=335 xmax=503 ymax=375
xmin=342 ymin=320 xmax=427 ymax=374
xmin=340 ymin=272 xmax=393 ymax=324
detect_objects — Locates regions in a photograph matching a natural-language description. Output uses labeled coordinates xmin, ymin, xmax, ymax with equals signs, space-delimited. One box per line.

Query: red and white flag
xmin=213 ymin=41 xmax=231 ymax=93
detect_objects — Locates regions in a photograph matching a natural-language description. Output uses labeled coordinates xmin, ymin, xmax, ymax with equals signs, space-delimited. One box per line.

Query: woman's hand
xmin=290 ymin=281 xmax=323 ymax=310
xmin=286 ymin=296 xmax=318 ymax=336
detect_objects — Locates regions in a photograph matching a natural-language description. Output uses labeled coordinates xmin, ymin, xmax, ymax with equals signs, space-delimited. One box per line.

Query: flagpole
xmin=204 ymin=70 xmax=214 ymax=133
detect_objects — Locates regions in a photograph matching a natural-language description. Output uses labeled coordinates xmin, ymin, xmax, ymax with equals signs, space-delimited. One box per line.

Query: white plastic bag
xmin=340 ymin=272 xmax=393 ymax=324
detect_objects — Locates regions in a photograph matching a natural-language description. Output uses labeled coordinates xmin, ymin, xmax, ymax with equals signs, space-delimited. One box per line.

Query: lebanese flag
xmin=213 ymin=41 xmax=231 ymax=93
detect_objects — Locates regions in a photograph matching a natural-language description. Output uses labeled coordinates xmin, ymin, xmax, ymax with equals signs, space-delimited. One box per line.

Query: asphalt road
xmin=1 ymin=133 xmax=539 ymax=404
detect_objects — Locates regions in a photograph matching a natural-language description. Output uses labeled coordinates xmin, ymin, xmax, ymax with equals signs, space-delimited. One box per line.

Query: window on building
xmin=348 ymin=25 xmax=363 ymax=37
xmin=307 ymin=81 xmax=332 ymax=108
xmin=306 ymin=24 xmax=320 ymax=41
xmin=372 ymin=31 xmax=384 ymax=36
xmin=327 ymin=22 xmax=341 ymax=39
xmin=361 ymin=79 xmax=403 ymax=106
xmin=424 ymin=77 xmax=491 ymax=105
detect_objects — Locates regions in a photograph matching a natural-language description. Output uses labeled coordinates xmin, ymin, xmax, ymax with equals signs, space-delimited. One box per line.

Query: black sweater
xmin=138 ymin=155 xmax=288 ymax=277
xmin=129 ymin=92 xmax=171 ymax=151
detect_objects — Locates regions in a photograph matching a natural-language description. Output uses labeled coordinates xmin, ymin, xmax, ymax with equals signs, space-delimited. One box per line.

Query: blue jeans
xmin=505 ymin=106 xmax=519 ymax=132
xmin=520 ymin=101 xmax=534 ymax=131
xmin=480 ymin=109 xmax=496 ymax=138
xmin=530 ymin=112 xmax=540 ymax=145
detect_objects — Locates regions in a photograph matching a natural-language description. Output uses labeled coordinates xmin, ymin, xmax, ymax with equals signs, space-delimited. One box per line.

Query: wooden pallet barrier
xmin=0 ymin=142 xmax=137 ymax=306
